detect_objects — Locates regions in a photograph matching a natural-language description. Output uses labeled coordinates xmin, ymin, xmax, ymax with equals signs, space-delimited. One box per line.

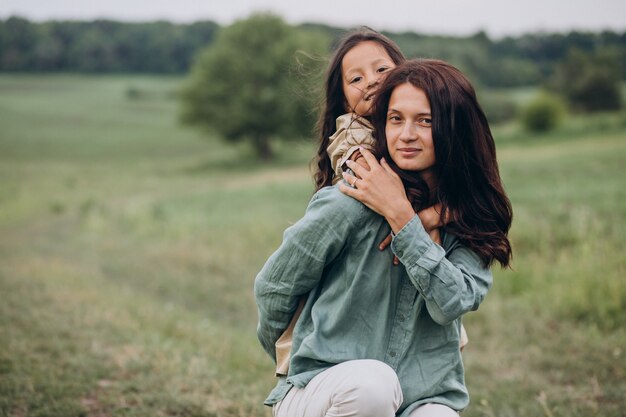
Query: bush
xmin=521 ymin=93 xmax=566 ymax=132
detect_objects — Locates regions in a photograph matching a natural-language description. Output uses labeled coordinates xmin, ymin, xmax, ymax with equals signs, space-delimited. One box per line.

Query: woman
xmin=254 ymin=59 xmax=513 ymax=417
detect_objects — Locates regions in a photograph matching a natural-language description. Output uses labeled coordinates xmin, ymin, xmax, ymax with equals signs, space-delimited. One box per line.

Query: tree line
xmin=2 ymin=15 xmax=625 ymax=88
xmin=176 ymin=14 xmax=625 ymax=160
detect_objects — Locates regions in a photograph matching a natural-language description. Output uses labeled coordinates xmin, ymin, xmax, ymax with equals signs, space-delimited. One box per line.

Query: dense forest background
xmin=2 ymin=15 xmax=625 ymax=89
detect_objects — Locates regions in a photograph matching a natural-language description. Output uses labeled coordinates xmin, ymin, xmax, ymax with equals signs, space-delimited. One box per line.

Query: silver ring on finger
xmin=351 ymin=178 xmax=358 ymax=187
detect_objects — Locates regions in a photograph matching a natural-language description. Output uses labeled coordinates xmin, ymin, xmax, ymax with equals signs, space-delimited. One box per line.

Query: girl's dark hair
xmin=371 ymin=59 xmax=513 ymax=268
xmin=313 ymin=28 xmax=405 ymax=190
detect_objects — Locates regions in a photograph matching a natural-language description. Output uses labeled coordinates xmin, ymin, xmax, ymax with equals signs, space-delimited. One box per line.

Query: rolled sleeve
xmin=391 ymin=215 xmax=492 ymax=325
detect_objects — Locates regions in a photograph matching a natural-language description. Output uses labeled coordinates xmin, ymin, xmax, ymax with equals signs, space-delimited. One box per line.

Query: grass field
xmin=0 ymin=74 xmax=625 ymax=417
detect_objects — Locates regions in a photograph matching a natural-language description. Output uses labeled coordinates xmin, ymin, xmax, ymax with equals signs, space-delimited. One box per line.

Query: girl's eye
xmin=350 ymin=76 xmax=362 ymax=84
xmin=377 ymin=67 xmax=389 ymax=73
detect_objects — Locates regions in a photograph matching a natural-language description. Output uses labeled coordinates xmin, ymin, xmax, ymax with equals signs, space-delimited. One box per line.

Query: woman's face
xmin=341 ymin=41 xmax=396 ymax=116
xmin=385 ymin=83 xmax=436 ymax=181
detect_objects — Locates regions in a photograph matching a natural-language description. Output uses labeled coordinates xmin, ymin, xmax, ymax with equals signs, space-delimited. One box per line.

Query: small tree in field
xmin=521 ymin=92 xmax=566 ymax=133
xmin=180 ymin=14 xmax=328 ymax=160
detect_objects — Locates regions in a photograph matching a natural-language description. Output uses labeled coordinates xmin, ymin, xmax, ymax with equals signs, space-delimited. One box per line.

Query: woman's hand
xmin=339 ymin=148 xmax=415 ymax=234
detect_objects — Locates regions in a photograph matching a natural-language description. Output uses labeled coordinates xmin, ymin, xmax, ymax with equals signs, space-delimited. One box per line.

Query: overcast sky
xmin=2 ymin=0 xmax=626 ymax=38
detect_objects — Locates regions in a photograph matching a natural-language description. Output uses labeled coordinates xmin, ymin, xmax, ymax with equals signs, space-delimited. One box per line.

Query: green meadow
xmin=0 ymin=74 xmax=624 ymax=417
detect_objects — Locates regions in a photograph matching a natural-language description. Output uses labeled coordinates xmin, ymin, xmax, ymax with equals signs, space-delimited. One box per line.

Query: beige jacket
xmin=326 ymin=114 xmax=375 ymax=184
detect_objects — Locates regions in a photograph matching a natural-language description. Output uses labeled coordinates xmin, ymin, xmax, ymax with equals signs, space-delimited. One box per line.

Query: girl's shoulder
xmin=334 ymin=113 xmax=374 ymax=131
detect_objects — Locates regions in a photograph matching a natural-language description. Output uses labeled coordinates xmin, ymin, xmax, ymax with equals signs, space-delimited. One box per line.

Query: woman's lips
xmin=397 ymin=148 xmax=421 ymax=155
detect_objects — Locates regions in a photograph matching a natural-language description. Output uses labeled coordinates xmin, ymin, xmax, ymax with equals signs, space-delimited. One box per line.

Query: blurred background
xmin=0 ymin=1 xmax=624 ymax=416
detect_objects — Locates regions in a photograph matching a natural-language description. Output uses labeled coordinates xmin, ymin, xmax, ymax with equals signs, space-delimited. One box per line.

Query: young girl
xmin=274 ymin=29 xmax=465 ymax=377
xmin=317 ymin=29 xmax=446 ymax=246
xmin=318 ymin=29 xmax=403 ymax=186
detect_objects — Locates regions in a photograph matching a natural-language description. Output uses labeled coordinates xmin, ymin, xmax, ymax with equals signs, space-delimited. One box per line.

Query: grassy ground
xmin=0 ymin=74 xmax=624 ymax=417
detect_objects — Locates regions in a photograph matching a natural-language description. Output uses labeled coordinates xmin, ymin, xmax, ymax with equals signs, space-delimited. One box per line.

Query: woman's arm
xmin=390 ymin=215 xmax=492 ymax=325
xmin=339 ymin=148 xmax=492 ymax=324
xmin=254 ymin=188 xmax=362 ymax=359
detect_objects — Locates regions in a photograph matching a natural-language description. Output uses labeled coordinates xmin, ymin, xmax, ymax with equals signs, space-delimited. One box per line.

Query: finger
xmin=379 ymin=233 xmax=392 ymax=250
xmin=359 ymin=147 xmax=381 ymax=170
xmin=349 ymin=149 xmax=362 ymax=162
xmin=380 ymin=157 xmax=400 ymax=178
xmin=345 ymin=159 xmax=367 ymax=179
xmin=355 ymin=155 xmax=370 ymax=170
xmin=338 ymin=181 xmax=356 ymax=197
xmin=342 ymin=172 xmax=359 ymax=188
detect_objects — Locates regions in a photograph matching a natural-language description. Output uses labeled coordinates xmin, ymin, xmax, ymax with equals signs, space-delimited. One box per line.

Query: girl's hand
xmin=339 ymin=148 xmax=414 ymax=234
xmin=378 ymin=226 xmax=441 ymax=266
xmin=418 ymin=205 xmax=442 ymax=233
xmin=428 ymin=228 xmax=441 ymax=245
xmin=350 ymin=150 xmax=371 ymax=171
xmin=378 ymin=234 xmax=400 ymax=266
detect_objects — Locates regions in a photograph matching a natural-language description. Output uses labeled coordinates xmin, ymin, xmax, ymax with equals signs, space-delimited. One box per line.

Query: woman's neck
xmin=420 ymin=169 xmax=438 ymax=193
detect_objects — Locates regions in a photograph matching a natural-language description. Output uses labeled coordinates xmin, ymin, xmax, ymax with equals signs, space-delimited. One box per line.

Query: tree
xmin=179 ymin=13 xmax=329 ymax=160
xmin=0 ymin=16 xmax=37 ymax=70
xmin=551 ymin=48 xmax=622 ymax=112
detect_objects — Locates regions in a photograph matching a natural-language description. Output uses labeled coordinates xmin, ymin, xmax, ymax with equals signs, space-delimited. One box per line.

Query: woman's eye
xmin=388 ymin=115 xmax=401 ymax=122
xmin=418 ymin=118 xmax=432 ymax=127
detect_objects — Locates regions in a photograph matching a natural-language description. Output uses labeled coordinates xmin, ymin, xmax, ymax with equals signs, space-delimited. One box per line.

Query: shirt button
xmin=398 ymin=314 xmax=405 ymax=322
xmin=389 ymin=351 xmax=396 ymax=357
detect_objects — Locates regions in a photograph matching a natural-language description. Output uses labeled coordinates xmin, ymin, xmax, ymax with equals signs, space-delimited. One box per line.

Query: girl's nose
xmin=366 ymin=74 xmax=380 ymax=89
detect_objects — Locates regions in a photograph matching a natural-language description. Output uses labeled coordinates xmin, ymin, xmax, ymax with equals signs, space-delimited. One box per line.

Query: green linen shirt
xmin=254 ymin=185 xmax=492 ymax=415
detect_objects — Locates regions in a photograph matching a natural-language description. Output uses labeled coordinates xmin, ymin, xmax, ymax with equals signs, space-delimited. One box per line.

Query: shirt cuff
xmin=390 ymin=215 xmax=447 ymax=293
xmin=390 ymin=214 xmax=430 ymax=259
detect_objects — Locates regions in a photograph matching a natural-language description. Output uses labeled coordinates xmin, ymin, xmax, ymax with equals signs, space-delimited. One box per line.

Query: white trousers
xmin=273 ymin=359 xmax=458 ymax=417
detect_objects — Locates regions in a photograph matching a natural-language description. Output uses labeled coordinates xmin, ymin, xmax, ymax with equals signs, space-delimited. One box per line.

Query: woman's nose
xmin=399 ymin=122 xmax=418 ymax=141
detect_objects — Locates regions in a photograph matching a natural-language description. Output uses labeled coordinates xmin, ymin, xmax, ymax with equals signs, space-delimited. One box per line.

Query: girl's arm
xmin=327 ymin=115 xmax=375 ymax=183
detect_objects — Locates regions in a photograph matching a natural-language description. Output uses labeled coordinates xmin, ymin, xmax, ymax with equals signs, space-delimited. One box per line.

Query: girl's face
xmin=341 ymin=41 xmax=396 ymax=116
xmin=385 ymin=83 xmax=436 ymax=184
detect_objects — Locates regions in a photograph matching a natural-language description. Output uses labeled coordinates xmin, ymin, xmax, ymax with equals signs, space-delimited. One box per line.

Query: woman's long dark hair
xmin=371 ymin=59 xmax=513 ymax=268
xmin=313 ymin=28 xmax=405 ymax=191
